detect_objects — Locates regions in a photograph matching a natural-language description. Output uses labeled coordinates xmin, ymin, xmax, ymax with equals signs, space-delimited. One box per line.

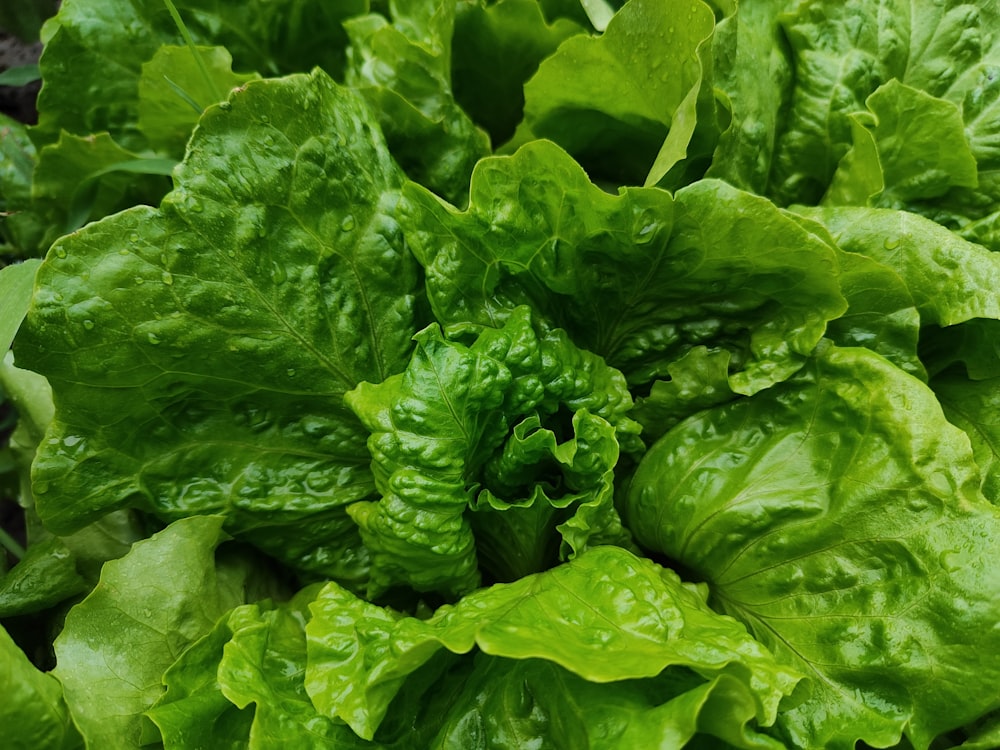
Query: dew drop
xmin=54 ymin=247 xmax=67 ymax=259
xmin=939 ymin=550 xmax=962 ymax=572
xmin=34 ymin=480 xmax=50 ymax=494
xmin=147 ymin=332 xmax=161 ymax=345
xmin=260 ymin=114 xmax=270 ymax=123
xmin=119 ymin=248 xmax=130 ymax=256
xmin=340 ymin=214 xmax=356 ymax=232
xmin=883 ymin=236 xmax=900 ymax=250
xmin=129 ymin=232 xmax=140 ymax=243
xmin=286 ymin=368 xmax=296 ymax=377
xmin=161 ymin=272 xmax=174 ymax=285
xmin=272 ymin=263 xmax=288 ymax=284
xmin=219 ymin=101 xmax=232 ymax=111
xmin=82 ymin=319 xmax=95 ymax=331
xmin=189 ymin=201 xmax=204 ymax=213
xmin=134 ymin=276 xmax=145 ymax=285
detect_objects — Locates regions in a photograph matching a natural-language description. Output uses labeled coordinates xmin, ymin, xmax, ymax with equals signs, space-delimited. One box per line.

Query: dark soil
xmin=0 ymin=32 xmax=42 ymax=124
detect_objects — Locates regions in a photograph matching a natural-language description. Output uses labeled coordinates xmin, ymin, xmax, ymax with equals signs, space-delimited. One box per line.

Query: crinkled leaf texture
xmin=16 ymin=70 xmax=423 ymax=581
xmin=343 ymin=0 xmax=491 ymax=205
xmin=403 ymin=140 xmax=846 ymax=391
xmin=627 ymin=344 xmax=1000 ymax=749
xmin=304 ymin=545 xmax=803 ymax=742
xmin=345 ymin=307 xmax=641 ymax=598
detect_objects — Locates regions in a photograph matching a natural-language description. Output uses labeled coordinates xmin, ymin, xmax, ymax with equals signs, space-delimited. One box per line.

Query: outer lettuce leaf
xmin=404 ymin=141 xmax=846 ymax=390
xmin=16 ymin=71 xmax=422 ymax=581
xmin=795 ymin=206 xmax=1000 ymax=327
xmin=626 ymin=344 xmax=1000 ymax=749
xmin=345 ymin=308 xmax=640 ymax=598
xmin=35 ymin=0 xmax=366 ymax=150
xmin=773 ymin=0 xmax=1000 ymax=212
xmin=428 ymin=655 xmax=789 ymax=750
xmin=150 ymin=587 xmax=465 ymax=749
xmin=52 ymin=515 xmax=279 ymax=749
xmin=781 ymin=210 xmax=924 ymax=378
xmin=0 ymin=624 xmax=83 ymax=750
xmin=31 ymin=131 xmax=175 ymax=238
xmin=0 ymin=259 xmax=41 ymax=353
xmin=0 ymin=115 xmax=45 ymax=254
xmin=304 ymin=545 xmax=802 ymax=741
xmin=510 ymin=0 xmax=716 ymax=186
xmin=343 ymin=0 xmax=491 ymax=204
xmin=930 ymin=369 xmax=1000 ymax=505
xmin=450 ymin=0 xmax=583 ymax=147
xmin=137 ymin=45 xmax=260 ymax=154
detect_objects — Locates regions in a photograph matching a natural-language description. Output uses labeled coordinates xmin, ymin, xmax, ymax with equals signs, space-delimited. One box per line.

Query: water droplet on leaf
xmin=340 ymin=214 xmax=356 ymax=231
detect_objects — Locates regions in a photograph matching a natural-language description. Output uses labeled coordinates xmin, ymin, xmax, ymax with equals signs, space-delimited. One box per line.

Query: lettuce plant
xmin=4 ymin=0 xmax=1000 ymax=747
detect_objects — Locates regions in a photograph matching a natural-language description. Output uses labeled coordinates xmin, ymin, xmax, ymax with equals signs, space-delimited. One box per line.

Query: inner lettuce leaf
xmin=304 ymin=545 xmax=803 ymax=741
xmin=343 ymin=0 xmax=491 ymax=205
xmin=450 ymin=0 xmax=584 ymax=148
xmin=403 ymin=140 xmax=846 ymax=390
xmin=508 ymin=0 xmax=716 ymax=187
xmin=345 ymin=307 xmax=641 ymax=598
xmin=626 ymin=343 xmax=1000 ymax=749
xmin=15 ymin=70 xmax=423 ymax=582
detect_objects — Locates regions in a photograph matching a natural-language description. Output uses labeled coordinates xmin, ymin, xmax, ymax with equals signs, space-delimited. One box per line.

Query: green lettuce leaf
xmin=428 ymin=655 xmax=789 ymax=749
xmin=137 ymin=44 xmax=260 ymax=154
xmin=149 ymin=586 xmax=470 ymax=749
xmin=343 ymin=0 xmax=491 ymax=204
xmin=15 ymin=70 xmax=422 ymax=581
xmin=405 ymin=141 xmax=846 ymax=390
xmin=0 ymin=115 xmax=45 ymax=255
xmin=0 ymin=623 xmax=83 ymax=750
xmin=35 ymin=0 xmax=366 ymax=150
xmin=510 ymin=0 xmax=716 ymax=186
xmin=0 ymin=259 xmax=41 ymax=354
xmin=824 ymin=80 xmax=979 ymax=208
xmin=450 ymin=0 xmax=583 ymax=147
xmin=702 ymin=0 xmax=792 ymax=195
xmin=772 ymin=0 xmax=1000 ymax=210
xmin=345 ymin=307 xmax=640 ymax=598
xmin=304 ymin=545 xmax=803 ymax=741
xmin=929 ymin=367 xmax=1000 ymax=505
xmin=794 ymin=206 xmax=1000 ymax=327
xmin=31 ymin=131 xmax=175 ymax=237
xmin=52 ymin=515 xmax=277 ymax=749
xmin=626 ymin=343 xmax=1000 ymax=749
